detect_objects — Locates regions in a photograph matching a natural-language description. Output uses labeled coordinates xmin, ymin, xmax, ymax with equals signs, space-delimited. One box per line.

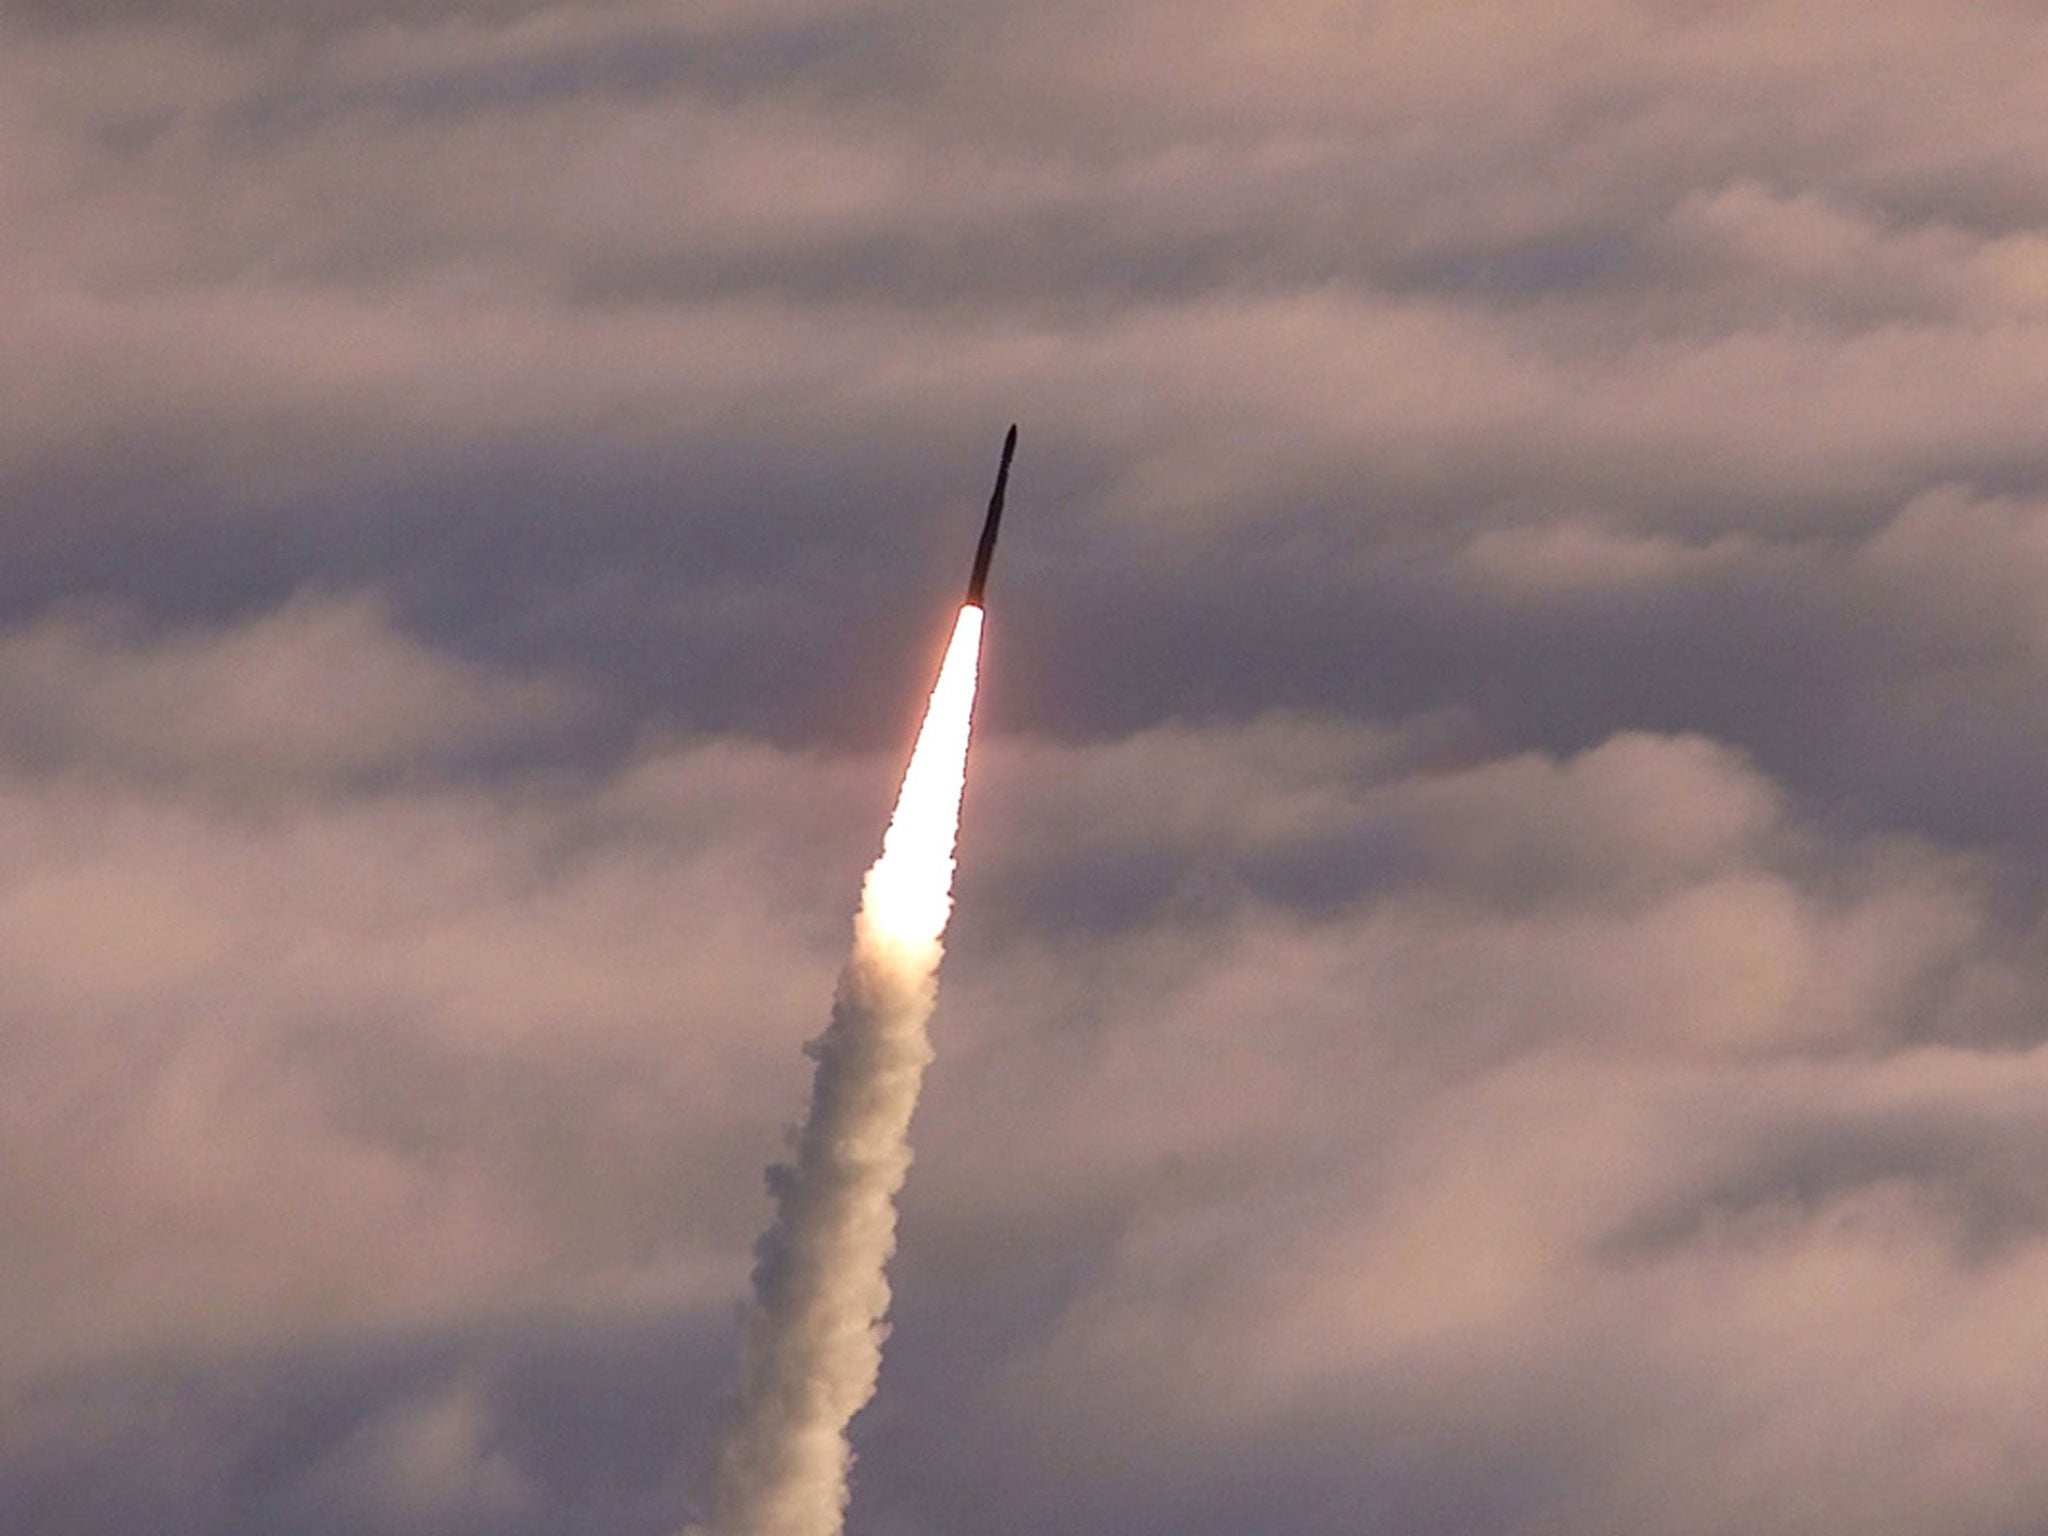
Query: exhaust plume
xmin=693 ymin=603 xmax=986 ymax=1536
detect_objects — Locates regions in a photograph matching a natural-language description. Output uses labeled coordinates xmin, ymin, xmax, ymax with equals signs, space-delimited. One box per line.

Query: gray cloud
xmin=0 ymin=600 xmax=2042 ymax=1532
xmin=7 ymin=1 xmax=2048 ymax=1531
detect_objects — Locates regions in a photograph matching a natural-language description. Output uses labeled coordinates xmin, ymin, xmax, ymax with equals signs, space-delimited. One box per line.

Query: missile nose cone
xmin=966 ymin=426 xmax=1017 ymax=606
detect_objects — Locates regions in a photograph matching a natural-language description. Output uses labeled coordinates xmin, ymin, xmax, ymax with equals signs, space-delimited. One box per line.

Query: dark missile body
xmin=965 ymin=424 xmax=1018 ymax=606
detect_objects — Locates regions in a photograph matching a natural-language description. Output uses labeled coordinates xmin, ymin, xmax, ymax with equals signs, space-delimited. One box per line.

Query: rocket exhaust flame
xmin=691 ymin=603 xmax=986 ymax=1536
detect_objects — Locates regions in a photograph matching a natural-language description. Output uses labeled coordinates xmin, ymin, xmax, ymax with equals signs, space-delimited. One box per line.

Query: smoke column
xmin=693 ymin=603 xmax=986 ymax=1536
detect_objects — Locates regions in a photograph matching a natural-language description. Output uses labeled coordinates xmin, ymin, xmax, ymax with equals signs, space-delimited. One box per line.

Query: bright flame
xmin=859 ymin=603 xmax=983 ymax=950
xmin=691 ymin=603 xmax=985 ymax=1536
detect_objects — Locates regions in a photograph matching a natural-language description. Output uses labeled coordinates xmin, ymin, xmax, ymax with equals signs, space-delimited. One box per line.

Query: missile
xmin=965 ymin=424 xmax=1018 ymax=607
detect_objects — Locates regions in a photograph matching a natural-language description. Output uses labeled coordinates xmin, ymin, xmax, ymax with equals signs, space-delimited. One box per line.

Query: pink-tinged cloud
xmin=3 ymin=3 xmax=2048 ymax=1533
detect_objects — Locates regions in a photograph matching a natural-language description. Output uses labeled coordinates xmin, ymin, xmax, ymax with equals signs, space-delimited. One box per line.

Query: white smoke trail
xmin=692 ymin=604 xmax=986 ymax=1536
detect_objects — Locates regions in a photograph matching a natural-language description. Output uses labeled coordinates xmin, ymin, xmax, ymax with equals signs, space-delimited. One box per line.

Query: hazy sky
xmin=8 ymin=3 xmax=2048 ymax=1533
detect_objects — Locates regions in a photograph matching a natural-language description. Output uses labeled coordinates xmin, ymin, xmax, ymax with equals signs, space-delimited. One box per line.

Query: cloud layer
xmin=6 ymin=3 xmax=2048 ymax=1533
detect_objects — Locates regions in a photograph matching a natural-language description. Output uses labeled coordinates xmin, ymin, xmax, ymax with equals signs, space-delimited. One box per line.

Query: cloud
xmin=6 ymin=1 xmax=2048 ymax=1531
xmin=0 ymin=592 xmax=586 ymax=785
xmin=0 ymin=591 xmax=2041 ymax=1533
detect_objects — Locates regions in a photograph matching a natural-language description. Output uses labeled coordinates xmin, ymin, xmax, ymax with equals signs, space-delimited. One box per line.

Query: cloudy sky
xmin=8 ymin=2 xmax=2048 ymax=1532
